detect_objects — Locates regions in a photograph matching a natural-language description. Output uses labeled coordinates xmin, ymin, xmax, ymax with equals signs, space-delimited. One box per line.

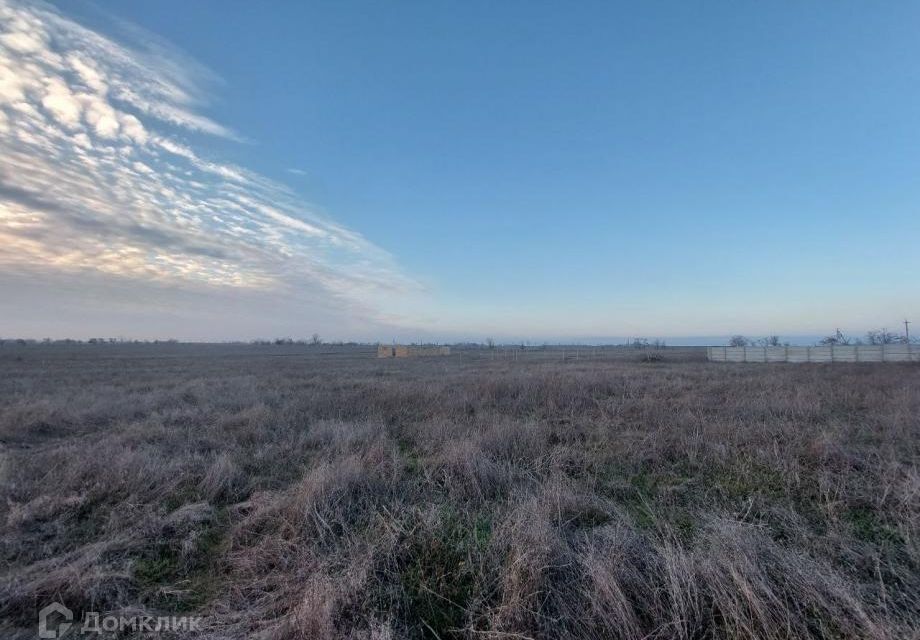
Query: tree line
xmin=728 ymin=328 xmax=917 ymax=347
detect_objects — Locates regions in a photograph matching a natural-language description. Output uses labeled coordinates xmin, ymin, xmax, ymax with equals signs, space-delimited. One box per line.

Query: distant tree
xmin=728 ymin=335 xmax=749 ymax=347
xmin=819 ymin=329 xmax=851 ymax=346
xmin=631 ymin=337 xmax=649 ymax=349
xmin=866 ymin=328 xmax=899 ymax=345
xmin=485 ymin=337 xmax=495 ymax=350
xmin=310 ymin=333 xmax=321 ymax=346
xmin=652 ymin=338 xmax=666 ymax=350
xmin=757 ymin=335 xmax=781 ymax=347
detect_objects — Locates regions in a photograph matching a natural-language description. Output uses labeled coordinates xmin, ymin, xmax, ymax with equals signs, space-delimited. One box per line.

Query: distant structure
xmin=708 ymin=344 xmax=918 ymax=363
xmin=377 ymin=344 xmax=451 ymax=358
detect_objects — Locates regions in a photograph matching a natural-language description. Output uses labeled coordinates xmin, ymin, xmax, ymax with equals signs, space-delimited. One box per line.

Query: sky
xmin=1 ymin=0 xmax=918 ymax=343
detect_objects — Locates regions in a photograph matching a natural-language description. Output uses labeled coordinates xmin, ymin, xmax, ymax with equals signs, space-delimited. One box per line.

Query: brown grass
xmin=0 ymin=344 xmax=917 ymax=638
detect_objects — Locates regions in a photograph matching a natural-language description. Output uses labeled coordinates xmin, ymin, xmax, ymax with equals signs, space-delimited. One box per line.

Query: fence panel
xmin=856 ymin=346 xmax=884 ymax=363
xmin=724 ymin=347 xmax=746 ymax=362
xmin=766 ymin=347 xmax=787 ymax=362
xmin=834 ymin=347 xmax=858 ymax=363
xmin=708 ymin=344 xmax=918 ymax=363
xmin=885 ymin=346 xmax=914 ymax=362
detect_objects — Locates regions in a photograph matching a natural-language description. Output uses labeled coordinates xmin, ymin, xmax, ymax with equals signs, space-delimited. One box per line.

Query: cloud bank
xmin=0 ymin=0 xmax=419 ymax=339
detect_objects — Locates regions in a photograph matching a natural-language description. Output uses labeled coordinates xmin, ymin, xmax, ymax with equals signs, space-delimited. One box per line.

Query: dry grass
xmin=0 ymin=344 xmax=917 ymax=638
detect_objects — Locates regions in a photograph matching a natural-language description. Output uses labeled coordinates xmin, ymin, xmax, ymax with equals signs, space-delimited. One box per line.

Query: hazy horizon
xmin=1 ymin=332 xmax=910 ymax=349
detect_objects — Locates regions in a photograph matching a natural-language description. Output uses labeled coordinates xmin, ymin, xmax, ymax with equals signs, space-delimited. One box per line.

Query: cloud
xmin=286 ymin=168 xmax=308 ymax=176
xmin=0 ymin=0 xmax=421 ymax=338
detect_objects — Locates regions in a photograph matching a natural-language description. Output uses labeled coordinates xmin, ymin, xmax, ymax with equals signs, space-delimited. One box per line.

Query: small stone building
xmin=377 ymin=344 xmax=451 ymax=358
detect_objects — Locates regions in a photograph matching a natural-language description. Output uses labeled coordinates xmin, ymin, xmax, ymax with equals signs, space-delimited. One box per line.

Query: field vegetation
xmin=1 ymin=344 xmax=918 ymax=638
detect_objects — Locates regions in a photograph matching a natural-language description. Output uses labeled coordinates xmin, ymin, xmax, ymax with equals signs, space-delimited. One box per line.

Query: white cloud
xmin=40 ymin=76 xmax=81 ymax=127
xmin=0 ymin=0 xmax=240 ymax=139
xmin=119 ymin=112 xmax=147 ymax=144
xmin=67 ymin=53 xmax=106 ymax=94
xmin=0 ymin=28 xmax=45 ymax=54
xmin=0 ymin=0 xmax=421 ymax=337
xmin=0 ymin=59 xmax=27 ymax=101
xmin=82 ymin=92 xmax=120 ymax=137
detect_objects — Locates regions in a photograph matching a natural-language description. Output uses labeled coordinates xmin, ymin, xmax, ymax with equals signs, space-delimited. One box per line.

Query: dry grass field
xmin=1 ymin=344 xmax=918 ymax=639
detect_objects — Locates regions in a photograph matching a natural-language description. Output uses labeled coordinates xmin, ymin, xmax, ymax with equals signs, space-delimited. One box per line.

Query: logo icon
xmin=38 ymin=602 xmax=73 ymax=639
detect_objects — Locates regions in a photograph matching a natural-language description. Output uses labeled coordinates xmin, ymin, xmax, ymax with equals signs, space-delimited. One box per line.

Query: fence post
xmin=743 ymin=346 xmax=747 ymax=362
xmin=806 ymin=346 xmax=811 ymax=363
xmin=882 ymin=344 xmax=886 ymax=362
xmin=763 ymin=346 xmax=767 ymax=362
xmin=785 ymin=345 xmax=789 ymax=362
xmin=830 ymin=344 xmax=834 ymax=363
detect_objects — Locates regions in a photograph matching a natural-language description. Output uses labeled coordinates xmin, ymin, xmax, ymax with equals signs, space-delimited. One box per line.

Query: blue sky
xmin=1 ymin=0 xmax=918 ymax=342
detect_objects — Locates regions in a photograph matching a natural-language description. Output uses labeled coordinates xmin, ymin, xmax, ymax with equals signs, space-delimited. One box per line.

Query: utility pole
xmin=905 ymin=319 xmax=911 ymax=343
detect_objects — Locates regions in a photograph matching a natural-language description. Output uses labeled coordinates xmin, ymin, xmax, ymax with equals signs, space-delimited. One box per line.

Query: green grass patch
xmin=400 ymin=509 xmax=492 ymax=638
xmin=705 ymin=461 xmax=786 ymax=502
xmin=134 ymin=509 xmax=229 ymax=611
xmin=845 ymin=506 xmax=903 ymax=545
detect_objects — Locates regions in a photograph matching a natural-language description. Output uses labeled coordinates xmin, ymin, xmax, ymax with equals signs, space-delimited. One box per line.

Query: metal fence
xmin=708 ymin=345 xmax=919 ymax=363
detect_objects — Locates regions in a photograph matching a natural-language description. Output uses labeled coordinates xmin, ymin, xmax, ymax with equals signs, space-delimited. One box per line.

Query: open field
xmin=1 ymin=344 xmax=918 ymax=639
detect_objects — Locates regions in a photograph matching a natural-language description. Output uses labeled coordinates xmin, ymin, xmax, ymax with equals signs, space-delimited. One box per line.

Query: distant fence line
xmin=708 ymin=345 xmax=919 ymax=363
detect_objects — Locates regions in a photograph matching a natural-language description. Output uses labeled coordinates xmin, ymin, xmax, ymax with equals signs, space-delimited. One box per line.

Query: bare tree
xmin=866 ymin=328 xmax=899 ymax=345
xmin=757 ymin=335 xmax=781 ymax=347
xmin=728 ymin=335 xmax=749 ymax=347
xmin=819 ymin=328 xmax=851 ymax=346
xmin=485 ymin=337 xmax=495 ymax=350
xmin=310 ymin=333 xmax=321 ymax=346
xmin=631 ymin=337 xmax=649 ymax=349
